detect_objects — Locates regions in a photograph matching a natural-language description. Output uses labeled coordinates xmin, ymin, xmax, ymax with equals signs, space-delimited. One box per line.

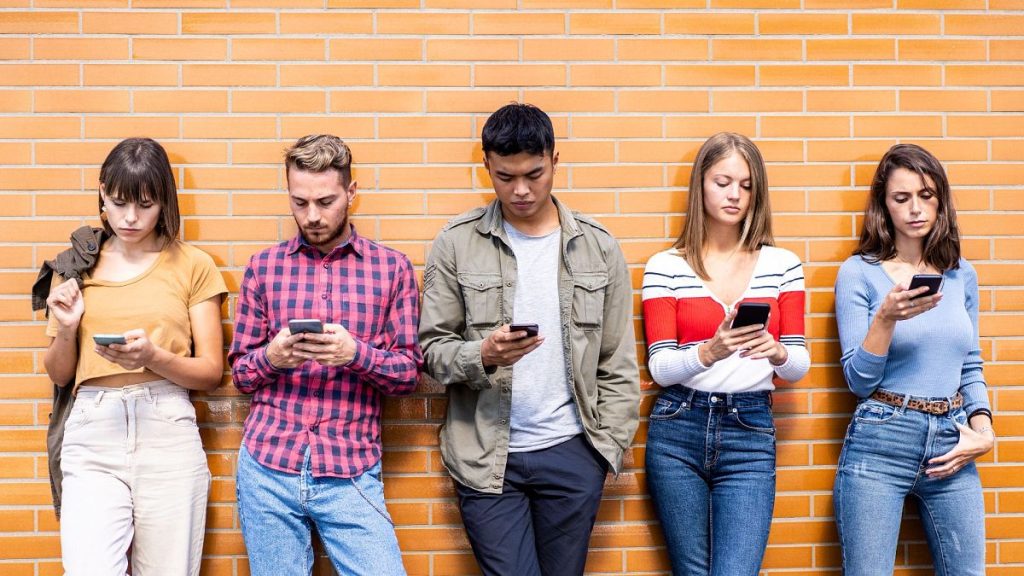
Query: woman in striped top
xmin=641 ymin=133 xmax=809 ymax=575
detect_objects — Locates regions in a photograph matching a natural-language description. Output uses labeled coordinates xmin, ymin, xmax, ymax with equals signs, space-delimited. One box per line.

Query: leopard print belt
xmin=869 ymin=388 xmax=963 ymax=416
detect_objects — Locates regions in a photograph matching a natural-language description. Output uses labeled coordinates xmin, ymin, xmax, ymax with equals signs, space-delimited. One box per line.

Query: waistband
xmin=76 ymin=379 xmax=186 ymax=400
xmin=868 ymin=388 xmax=963 ymax=416
xmin=660 ymin=384 xmax=772 ymax=408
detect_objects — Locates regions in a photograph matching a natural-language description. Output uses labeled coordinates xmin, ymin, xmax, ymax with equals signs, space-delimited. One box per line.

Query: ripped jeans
xmin=834 ymin=399 xmax=985 ymax=575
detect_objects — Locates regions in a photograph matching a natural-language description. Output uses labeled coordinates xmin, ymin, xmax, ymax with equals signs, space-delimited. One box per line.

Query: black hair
xmin=481 ymin=103 xmax=555 ymax=157
xmin=98 ymin=138 xmax=179 ymax=239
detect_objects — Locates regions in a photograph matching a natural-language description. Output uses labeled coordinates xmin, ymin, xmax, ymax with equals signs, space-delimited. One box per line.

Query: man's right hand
xmin=266 ymin=328 xmax=308 ymax=370
xmin=480 ymin=324 xmax=544 ymax=368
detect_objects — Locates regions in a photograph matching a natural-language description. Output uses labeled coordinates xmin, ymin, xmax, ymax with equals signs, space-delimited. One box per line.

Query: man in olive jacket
xmin=419 ymin=103 xmax=640 ymax=576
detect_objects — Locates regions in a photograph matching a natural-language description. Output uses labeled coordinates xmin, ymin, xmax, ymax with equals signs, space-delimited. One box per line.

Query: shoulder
xmin=645 ymin=248 xmax=688 ymax=271
xmin=949 ymin=258 xmax=978 ymax=286
xmin=358 ymin=236 xmax=414 ymax=271
xmin=440 ymin=206 xmax=487 ymax=234
xmin=168 ymin=240 xmax=218 ymax=268
xmin=836 ymin=255 xmax=873 ymax=289
xmin=761 ymin=245 xmax=803 ymax=271
xmin=571 ymin=211 xmax=612 ymax=237
xmin=245 ymin=239 xmax=291 ymax=267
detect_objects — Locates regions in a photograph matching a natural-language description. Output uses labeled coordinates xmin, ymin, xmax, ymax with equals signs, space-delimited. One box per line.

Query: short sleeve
xmin=187 ymin=244 xmax=228 ymax=308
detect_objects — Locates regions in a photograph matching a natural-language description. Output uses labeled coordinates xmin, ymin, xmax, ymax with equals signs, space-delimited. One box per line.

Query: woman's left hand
xmin=740 ymin=331 xmax=787 ymax=365
xmin=926 ymin=423 xmax=994 ymax=480
xmin=94 ymin=328 xmax=158 ymax=371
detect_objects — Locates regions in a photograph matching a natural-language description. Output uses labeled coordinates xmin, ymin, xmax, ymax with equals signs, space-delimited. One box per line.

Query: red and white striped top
xmin=641 ymin=245 xmax=809 ymax=393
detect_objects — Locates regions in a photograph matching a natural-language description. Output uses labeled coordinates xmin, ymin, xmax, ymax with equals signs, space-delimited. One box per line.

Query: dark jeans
xmin=645 ymin=385 xmax=776 ymax=576
xmin=454 ymin=434 xmax=609 ymax=576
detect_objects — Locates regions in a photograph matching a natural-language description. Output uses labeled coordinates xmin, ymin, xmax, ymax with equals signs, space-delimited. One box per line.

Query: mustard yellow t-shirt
xmin=46 ymin=240 xmax=228 ymax=388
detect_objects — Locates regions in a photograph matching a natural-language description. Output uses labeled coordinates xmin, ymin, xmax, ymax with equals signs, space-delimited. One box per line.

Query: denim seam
xmin=349 ymin=476 xmax=395 ymax=526
xmin=912 ymin=494 xmax=950 ymax=576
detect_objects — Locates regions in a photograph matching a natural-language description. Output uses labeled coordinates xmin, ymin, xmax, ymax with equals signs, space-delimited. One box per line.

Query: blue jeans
xmin=834 ymin=399 xmax=985 ymax=575
xmin=236 ymin=444 xmax=405 ymax=576
xmin=645 ymin=385 xmax=776 ymax=576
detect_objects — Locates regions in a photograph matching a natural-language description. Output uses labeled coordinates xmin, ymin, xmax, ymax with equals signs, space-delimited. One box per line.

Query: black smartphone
xmin=509 ymin=323 xmax=539 ymax=338
xmin=93 ymin=334 xmax=127 ymax=346
xmin=908 ymin=274 xmax=943 ymax=298
xmin=288 ymin=319 xmax=324 ymax=335
xmin=730 ymin=302 xmax=771 ymax=329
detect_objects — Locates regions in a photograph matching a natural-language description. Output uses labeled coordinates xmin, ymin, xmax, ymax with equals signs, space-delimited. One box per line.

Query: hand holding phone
xmin=509 ymin=323 xmax=539 ymax=338
xmin=93 ymin=334 xmax=127 ymax=346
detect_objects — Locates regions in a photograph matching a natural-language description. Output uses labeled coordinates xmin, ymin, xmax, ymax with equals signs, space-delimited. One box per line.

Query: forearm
xmin=44 ymin=329 xmax=79 ymax=386
xmin=649 ymin=346 xmax=709 ymax=387
xmin=148 ymin=348 xmax=223 ymax=391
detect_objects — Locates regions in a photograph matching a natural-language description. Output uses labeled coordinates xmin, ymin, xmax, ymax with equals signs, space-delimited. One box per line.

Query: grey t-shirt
xmin=503 ymin=221 xmax=583 ymax=452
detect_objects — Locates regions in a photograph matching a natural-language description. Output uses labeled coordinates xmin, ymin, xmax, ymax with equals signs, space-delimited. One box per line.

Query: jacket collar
xmin=475 ymin=196 xmax=582 ymax=240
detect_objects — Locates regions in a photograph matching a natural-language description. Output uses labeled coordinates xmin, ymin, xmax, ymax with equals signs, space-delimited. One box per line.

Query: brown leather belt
xmin=869 ymin=388 xmax=963 ymax=416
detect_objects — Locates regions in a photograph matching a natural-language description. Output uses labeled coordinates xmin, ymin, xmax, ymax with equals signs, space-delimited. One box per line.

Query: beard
xmin=299 ymin=215 xmax=349 ymax=253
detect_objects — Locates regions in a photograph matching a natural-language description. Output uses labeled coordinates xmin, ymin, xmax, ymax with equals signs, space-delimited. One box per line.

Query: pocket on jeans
xmin=649 ymin=395 xmax=686 ymax=420
xmin=351 ymin=464 xmax=394 ymax=525
xmin=853 ymin=399 xmax=900 ymax=425
xmin=730 ymin=406 xmax=775 ymax=435
xmin=154 ymin=393 xmax=198 ymax=427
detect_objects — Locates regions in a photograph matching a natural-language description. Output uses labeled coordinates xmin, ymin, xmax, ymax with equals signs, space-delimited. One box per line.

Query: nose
xmin=306 ymin=204 xmax=321 ymax=223
xmin=909 ymin=195 xmax=922 ymax=214
xmin=726 ymin=182 xmax=741 ymax=201
xmin=124 ymin=204 xmax=138 ymax=223
xmin=513 ymin=178 xmax=530 ymax=197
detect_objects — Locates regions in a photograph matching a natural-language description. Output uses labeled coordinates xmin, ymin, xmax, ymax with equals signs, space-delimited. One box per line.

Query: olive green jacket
xmin=420 ymin=197 xmax=640 ymax=493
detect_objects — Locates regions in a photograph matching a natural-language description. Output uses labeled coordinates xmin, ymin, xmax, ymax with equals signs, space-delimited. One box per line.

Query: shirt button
xmin=499 ymin=418 xmax=507 ymax=425
xmin=505 ymin=282 xmax=512 ymax=287
xmin=323 ymin=262 xmax=329 ymax=269
xmin=321 ymin=293 xmax=328 ymax=300
xmin=313 ymin=390 xmax=322 ymax=398
xmin=492 ymin=473 xmax=501 ymax=479
xmin=310 ymin=425 xmax=319 ymax=433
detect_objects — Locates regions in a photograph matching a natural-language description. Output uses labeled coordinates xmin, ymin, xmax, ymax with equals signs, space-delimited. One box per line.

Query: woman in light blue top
xmin=833 ymin=144 xmax=994 ymax=575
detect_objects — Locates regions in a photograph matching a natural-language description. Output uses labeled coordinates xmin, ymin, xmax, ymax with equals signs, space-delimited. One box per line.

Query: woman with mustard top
xmin=43 ymin=138 xmax=227 ymax=575
xmin=833 ymin=144 xmax=994 ymax=575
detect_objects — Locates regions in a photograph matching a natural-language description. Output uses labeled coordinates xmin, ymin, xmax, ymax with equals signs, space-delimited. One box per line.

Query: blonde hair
xmin=674 ymin=132 xmax=774 ymax=280
xmin=284 ymin=134 xmax=352 ymax=184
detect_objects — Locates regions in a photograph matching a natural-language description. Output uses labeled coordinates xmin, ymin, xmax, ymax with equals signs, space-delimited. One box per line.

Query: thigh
xmin=60 ymin=459 xmax=134 ymax=576
xmin=527 ymin=436 xmax=608 ymax=576
xmin=645 ymin=397 xmax=711 ymax=576
xmin=455 ymin=454 xmax=541 ymax=576
xmin=310 ymin=461 xmax=406 ymax=576
xmin=131 ymin=390 xmax=210 ymax=576
xmin=236 ymin=444 xmax=313 ymax=576
xmin=710 ymin=406 xmax=777 ymax=576
xmin=60 ymin=394 xmax=134 ymax=576
xmin=914 ymin=413 xmax=986 ymax=576
xmin=833 ymin=406 xmax=924 ymax=576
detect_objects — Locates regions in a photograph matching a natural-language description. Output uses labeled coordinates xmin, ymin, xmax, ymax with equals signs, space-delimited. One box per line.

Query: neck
xmin=893 ymin=236 xmax=925 ymax=267
xmin=503 ymin=198 xmax=560 ymax=237
xmin=108 ymin=232 xmax=164 ymax=256
xmin=703 ymin=220 xmax=744 ymax=255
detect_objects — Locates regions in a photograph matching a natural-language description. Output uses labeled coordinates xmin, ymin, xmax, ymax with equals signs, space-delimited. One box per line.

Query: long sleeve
xmin=419 ymin=231 xmax=496 ymax=390
xmin=642 ymin=253 xmax=713 ymax=387
xmin=957 ymin=261 xmax=990 ymax=415
xmin=229 ymin=259 xmax=283 ymax=394
xmin=835 ymin=257 xmax=888 ymax=397
xmin=773 ymin=260 xmax=810 ymax=383
xmin=344 ymin=255 xmax=422 ymax=396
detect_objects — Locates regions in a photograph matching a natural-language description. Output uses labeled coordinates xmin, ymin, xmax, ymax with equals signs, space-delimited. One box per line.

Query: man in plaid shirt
xmin=229 ymin=134 xmax=421 ymax=576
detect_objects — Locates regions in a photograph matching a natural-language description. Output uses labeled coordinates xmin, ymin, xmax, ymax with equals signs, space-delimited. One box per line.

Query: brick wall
xmin=1 ymin=1 xmax=1022 ymax=574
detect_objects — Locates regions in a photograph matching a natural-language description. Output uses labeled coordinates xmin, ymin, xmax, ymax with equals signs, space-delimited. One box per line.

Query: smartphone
xmin=908 ymin=274 xmax=943 ymax=298
xmin=730 ymin=302 xmax=771 ymax=329
xmin=509 ymin=323 xmax=539 ymax=338
xmin=93 ymin=334 xmax=127 ymax=346
xmin=288 ymin=319 xmax=324 ymax=335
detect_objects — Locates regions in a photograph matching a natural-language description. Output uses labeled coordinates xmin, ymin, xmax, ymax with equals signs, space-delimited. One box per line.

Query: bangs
xmin=103 ymin=163 xmax=160 ymax=204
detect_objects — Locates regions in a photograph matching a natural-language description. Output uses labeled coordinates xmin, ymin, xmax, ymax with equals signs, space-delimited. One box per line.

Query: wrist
xmin=697 ymin=343 xmax=714 ymax=368
xmin=769 ymin=343 xmax=788 ymax=366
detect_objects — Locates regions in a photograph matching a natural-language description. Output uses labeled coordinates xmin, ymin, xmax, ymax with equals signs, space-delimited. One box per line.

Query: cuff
xmin=345 ymin=338 xmax=375 ymax=374
xmin=459 ymin=340 xmax=495 ymax=391
xmin=959 ymin=380 xmax=991 ymax=416
xmin=255 ymin=346 xmax=285 ymax=376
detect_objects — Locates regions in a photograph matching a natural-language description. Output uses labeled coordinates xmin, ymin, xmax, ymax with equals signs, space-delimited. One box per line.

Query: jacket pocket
xmin=458 ymin=272 xmax=503 ymax=329
xmin=572 ymin=271 xmax=609 ymax=330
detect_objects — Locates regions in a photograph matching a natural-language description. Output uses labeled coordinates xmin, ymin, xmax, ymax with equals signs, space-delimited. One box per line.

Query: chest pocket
xmin=458 ymin=272 xmax=502 ymax=329
xmin=572 ymin=271 xmax=609 ymax=330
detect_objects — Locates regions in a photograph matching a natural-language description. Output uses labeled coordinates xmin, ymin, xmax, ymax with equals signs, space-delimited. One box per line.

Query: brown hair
xmin=854 ymin=143 xmax=961 ymax=271
xmin=285 ymin=134 xmax=353 ymax=185
xmin=673 ymin=132 xmax=774 ymax=280
xmin=98 ymin=137 xmax=180 ymax=239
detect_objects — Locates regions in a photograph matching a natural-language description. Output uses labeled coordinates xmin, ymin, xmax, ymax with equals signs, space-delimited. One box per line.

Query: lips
xmin=723 ymin=206 xmax=741 ymax=214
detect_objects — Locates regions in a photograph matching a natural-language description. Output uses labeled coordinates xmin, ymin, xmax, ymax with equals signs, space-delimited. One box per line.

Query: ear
xmin=551 ymin=150 xmax=559 ymax=173
xmin=346 ymin=179 xmax=358 ymax=203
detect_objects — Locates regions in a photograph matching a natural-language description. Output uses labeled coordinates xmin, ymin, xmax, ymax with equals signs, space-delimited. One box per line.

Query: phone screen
xmin=730 ymin=303 xmax=770 ymax=329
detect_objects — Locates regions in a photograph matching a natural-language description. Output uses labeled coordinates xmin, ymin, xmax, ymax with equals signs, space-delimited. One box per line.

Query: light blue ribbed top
xmin=834 ymin=255 xmax=989 ymax=415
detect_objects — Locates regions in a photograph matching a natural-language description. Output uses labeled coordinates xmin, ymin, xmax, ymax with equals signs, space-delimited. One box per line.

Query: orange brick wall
xmin=1 ymin=2 xmax=1023 ymax=574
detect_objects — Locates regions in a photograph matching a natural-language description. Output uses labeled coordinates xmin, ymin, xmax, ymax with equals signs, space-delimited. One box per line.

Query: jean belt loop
xmin=93 ymin=389 xmax=105 ymax=406
xmin=899 ymin=392 xmax=911 ymax=414
xmin=724 ymin=392 xmax=735 ymax=408
xmin=768 ymin=391 xmax=774 ymax=408
xmin=143 ymin=384 xmax=154 ymax=404
xmin=684 ymin=387 xmax=696 ymax=407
